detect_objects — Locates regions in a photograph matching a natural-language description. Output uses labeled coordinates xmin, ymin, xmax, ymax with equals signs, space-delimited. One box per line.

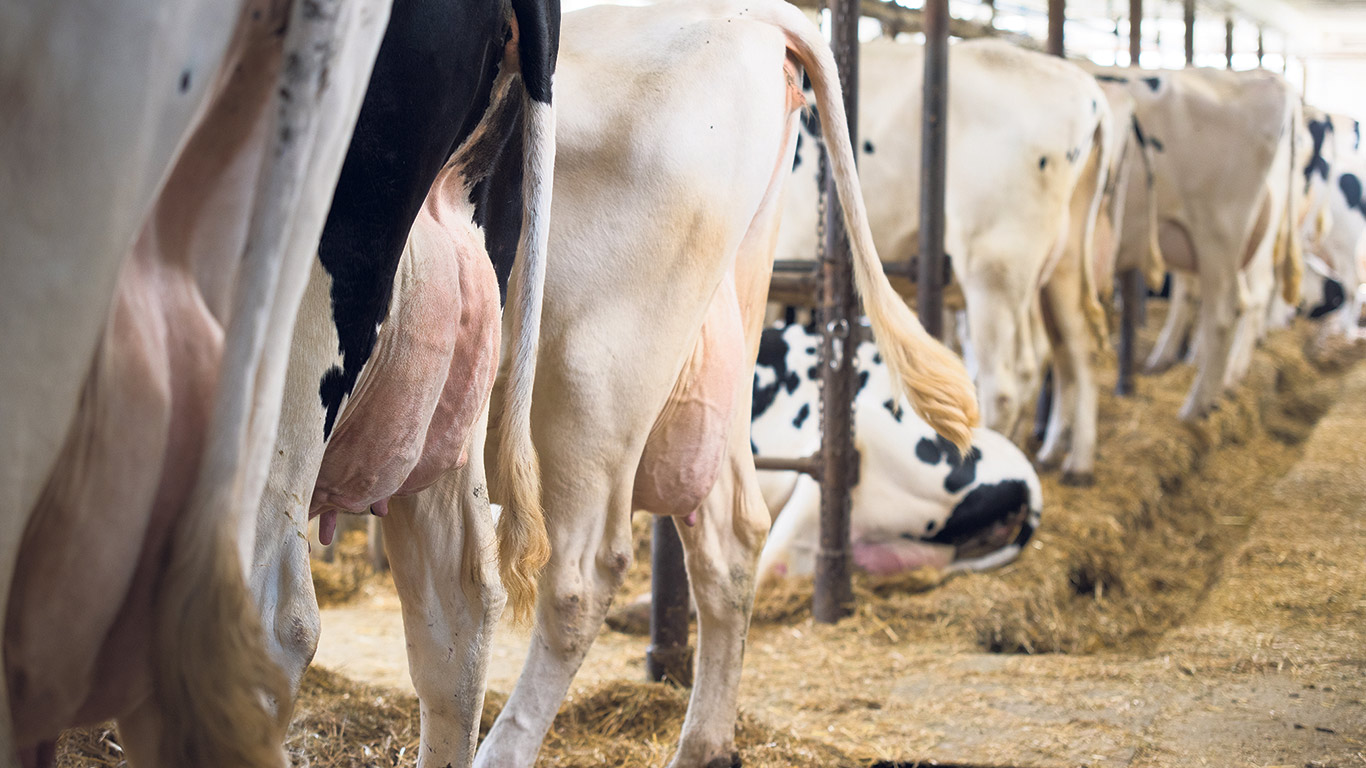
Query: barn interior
xmin=52 ymin=0 xmax=1366 ymax=765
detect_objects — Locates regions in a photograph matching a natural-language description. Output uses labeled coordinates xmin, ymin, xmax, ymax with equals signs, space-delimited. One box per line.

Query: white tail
xmin=494 ymin=93 xmax=554 ymax=625
xmin=757 ymin=2 xmax=979 ymax=453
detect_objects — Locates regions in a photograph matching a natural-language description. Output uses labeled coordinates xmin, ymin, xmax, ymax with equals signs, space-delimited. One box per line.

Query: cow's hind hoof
xmin=703 ymin=752 xmax=741 ymax=768
xmin=1061 ymin=470 xmax=1095 ymax=487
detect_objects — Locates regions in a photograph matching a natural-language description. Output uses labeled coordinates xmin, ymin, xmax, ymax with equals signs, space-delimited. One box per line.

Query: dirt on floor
xmin=56 ymin=312 xmax=1366 ymax=767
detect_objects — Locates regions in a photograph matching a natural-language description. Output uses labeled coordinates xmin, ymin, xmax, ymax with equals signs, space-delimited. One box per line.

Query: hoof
xmin=703 ymin=752 xmax=741 ymax=768
xmin=1034 ymin=453 xmax=1063 ymax=473
xmin=1061 ymin=470 xmax=1095 ymax=487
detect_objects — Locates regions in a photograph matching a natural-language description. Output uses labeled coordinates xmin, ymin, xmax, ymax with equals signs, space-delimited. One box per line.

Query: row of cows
xmin=4 ymin=1 xmax=1361 ymax=767
xmin=745 ymin=41 xmax=1366 ymax=583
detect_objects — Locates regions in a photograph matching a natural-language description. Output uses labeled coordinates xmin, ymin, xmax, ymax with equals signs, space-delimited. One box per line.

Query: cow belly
xmin=633 ymin=280 xmax=746 ymax=519
xmin=6 ymin=246 xmax=220 ymax=743
xmin=312 ymin=195 xmax=499 ymax=516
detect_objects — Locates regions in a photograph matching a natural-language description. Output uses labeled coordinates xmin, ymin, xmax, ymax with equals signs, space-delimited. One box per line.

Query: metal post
xmin=1116 ymin=272 xmax=1143 ymax=396
xmin=813 ymin=0 xmax=860 ymax=625
xmin=646 ymin=517 xmax=692 ymax=686
xmin=1047 ymin=0 xmax=1066 ymax=57
xmin=1128 ymin=0 xmax=1142 ymax=66
xmin=918 ymin=0 xmax=948 ymax=340
xmin=1183 ymin=0 xmax=1195 ymax=66
xmin=1257 ymin=28 xmax=1264 ymax=68
xmin=1116 ymin=0 xmax=1144 ymax=397
xmin=1225 ymin=17 xmax=1234 ymax=69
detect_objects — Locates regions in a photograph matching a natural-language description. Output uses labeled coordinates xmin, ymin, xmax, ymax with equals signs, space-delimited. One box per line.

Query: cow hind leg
xmin=384 ymin=415 xmax=503 ymax=768
xmin=473 ymin=469 xmax=635 ymax=768
xmin=1036 ymin=259 xmax=1099 ymax=485
xmin=670 ymin=429 xmax=770 ymax=768
xmin=1146 ymin=272 xmax=1198 ymax=373
xmin=1225 ymin=257 xmax=1272 ymax=392
xmin=1182 ymin=267 xmax=1240 ymax=422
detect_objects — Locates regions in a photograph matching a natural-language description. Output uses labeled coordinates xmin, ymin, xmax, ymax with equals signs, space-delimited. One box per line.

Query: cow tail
xmin=1133 ymin=117 xmax=1168 ymax=290
xmin=768 ymin=4 xmax=978 ymax=454
xmin=1076 ymin=108 xmax=1112 ymax=353
xmin=495 ymin=0 xmax=557 ymax=626
xmin=1279 ymin=97 xmax=1304 ymax=305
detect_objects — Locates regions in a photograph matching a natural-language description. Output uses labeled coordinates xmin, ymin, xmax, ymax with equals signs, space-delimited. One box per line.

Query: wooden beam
xmin=1129 ymin=0 xmax=1142 ymax=66
xmin=1226 ymin=16 xmax=1234 ymax=69
xmin=645 ymin=519 xmax=692 ymax=687
xmin=785 ymin=0 xmax=1043 ymax=50
xmin=1048 ymin=0 xmax=1066 ymax=56
xmin=919 ymin=0 xmax=949 ymax=343
xmin=1184 ymin=0 xmax=1195 ymax=66
xmin=813 ymin=0 xmax=860 ymax=626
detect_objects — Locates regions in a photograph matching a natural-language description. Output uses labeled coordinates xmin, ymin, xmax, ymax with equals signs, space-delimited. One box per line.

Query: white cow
xmin=751 ymin=323 xmax=1042 ymax=585
xmin=1 ymin=1 xmax=389 ymax=765
xmin=475 ymin=2 xmax=978 ymax=767
xmin=778 ymin=39 xmax=1114 ymax=484
xmin=1096 ymin=67 xmax=1302 ymax=413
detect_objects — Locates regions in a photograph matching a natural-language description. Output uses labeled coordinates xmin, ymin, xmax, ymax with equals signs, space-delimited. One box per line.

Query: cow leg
xmin=1036 ymin=258 xmax=1098 ymax=485
xmin=1146 ymin=272 xmax=1198 ymax=373
xmin=384 ymin=413 xmax=502 ymax=768
xmin=1340 ymin=239 xmax=1365 ymax=337
xmin=250 ymin=258 xmax=337 ymax=703
xmin=1226 ymin=256 xmax=1272 ymax=392
xmin=474 ymin=471 xmax=635 ymax=768
xmin=250 ymin=498 xmax=320 ymax=701
xmin=1182 ymin=266 xmax=1240 ymax=421
xmin=670 ymin=425 xmax=770 ymax=768
xmin=755 ymin=474 xmax=820 ymax=589
xmin=963 ymin=274 xmax=1031 ymax=438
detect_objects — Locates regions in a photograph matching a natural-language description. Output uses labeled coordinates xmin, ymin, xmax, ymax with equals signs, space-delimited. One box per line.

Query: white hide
xmin=776 ymin=38 xmax=1112 ymax=481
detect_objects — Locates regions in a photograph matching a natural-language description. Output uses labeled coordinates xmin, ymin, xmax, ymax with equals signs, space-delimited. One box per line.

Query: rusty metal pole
xmin=646 ymin=518 xmax=692 ymax=686
xmin=813 ymin=0 xmax=860 ymax=624
xmin=1047 ymin=0 xmax=1065 ymax=57
xmin=1183 ymin=0 xmax=1195 ymax=66
xmin=1128 ymin=0 xmax=1142 ymax=66
xmin=1033 ymin=0 xmax=1064 ymax=434
xmin=918 ymin=0 xmax=948 ymax=340
xmin=1116 ymin=0 xmax=1144 ymax=397
xmin=1225 ymin=17 xmax=1234 ymax=69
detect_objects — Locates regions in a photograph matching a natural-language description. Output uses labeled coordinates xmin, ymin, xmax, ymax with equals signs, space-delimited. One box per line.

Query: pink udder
xmin=310 ymin=169 xmax=499 ymax=516
xmin=633 ymin=278 xmax=745 ymax=520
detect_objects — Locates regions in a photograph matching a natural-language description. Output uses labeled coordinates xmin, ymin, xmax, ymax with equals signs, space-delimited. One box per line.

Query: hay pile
xmin=58 ymin=667 xmax=855 ymax=768
xmin=738 ymin=318 xmax=1354 ymax=654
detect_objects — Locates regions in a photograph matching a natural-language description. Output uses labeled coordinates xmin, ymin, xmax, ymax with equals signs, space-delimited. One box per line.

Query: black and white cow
xmin=249 ymin=1 xmax=559 ymax=765
xmin=752 ymin=322 xmax=1042 ymax=584
xmin=1302 ymin=109 xmax=1366 ymax=335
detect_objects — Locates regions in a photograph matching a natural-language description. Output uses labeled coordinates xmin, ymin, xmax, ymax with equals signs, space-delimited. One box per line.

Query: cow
xmin=751 ymin=322 xmax=1042 ymax=585
xmin=245 ymin=1 xmax=559 ymax=766
xmin=2 ymin=1 xmax=391 ymax=766
xmin=473 ymin=2 xmax=978 ymax=766
xmin=777 ymin=38 xmax=1115 ymax=484
xmin=1095 ymin=67 xmax=1302 ymax=414
xmin=1301 ymin=109 xmax=1366 ymax=336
